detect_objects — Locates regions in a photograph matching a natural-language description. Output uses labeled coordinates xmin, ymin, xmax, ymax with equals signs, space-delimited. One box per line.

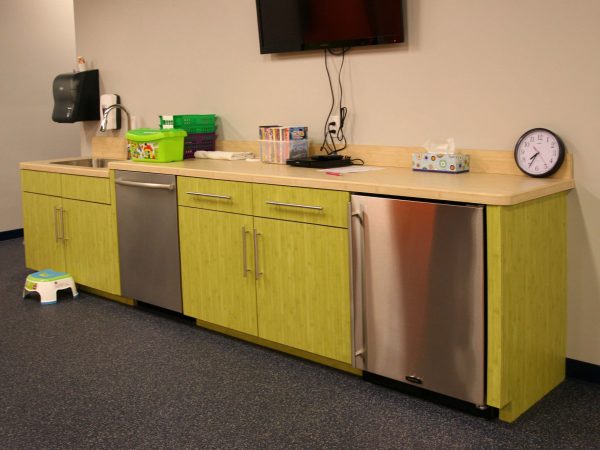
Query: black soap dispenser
xmin=52 ymin=69 xmax=100 ymax=123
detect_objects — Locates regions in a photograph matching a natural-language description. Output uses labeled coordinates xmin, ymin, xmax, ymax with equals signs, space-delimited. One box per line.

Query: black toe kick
xmin=363 ymin=371 xmax=499 ymax=420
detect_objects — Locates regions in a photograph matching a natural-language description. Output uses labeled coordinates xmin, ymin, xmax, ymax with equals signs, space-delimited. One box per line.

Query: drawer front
xmin=61 ymin=174 xmax=111 ymax=204
xmin=178 ymin=177 xmax=253 ymax=215
xmin=252 ymin=184 xmax=349 ymax=228
xmin=21 ymin=170 xmax=62 ymax=196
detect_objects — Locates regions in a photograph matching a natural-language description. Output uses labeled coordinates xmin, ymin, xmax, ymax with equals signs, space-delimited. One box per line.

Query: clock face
xmin=514 ymin=128 xmax=565 ymax=177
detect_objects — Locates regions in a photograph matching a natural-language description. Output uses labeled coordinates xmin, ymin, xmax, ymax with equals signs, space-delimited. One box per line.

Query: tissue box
xmin=412 ymin=153 xmax=470 ymax=173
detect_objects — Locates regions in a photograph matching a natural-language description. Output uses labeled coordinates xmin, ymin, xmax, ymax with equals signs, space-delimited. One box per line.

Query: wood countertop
xmin=20 ymin=145 xmax=575 ymax=206
xmin=108 ymin=158 xmax=574 ymax=206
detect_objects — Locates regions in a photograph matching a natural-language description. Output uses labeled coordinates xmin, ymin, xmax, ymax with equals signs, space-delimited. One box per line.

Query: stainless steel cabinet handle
xmin=115 ymin=178 xmax=175 ymax=190
xmin=242 ymin=226 xmax=251 ymax=277
xmin=253 ymin=229 xmax=263 ymax=280
xmin=60 ymin=208 xmax=68 ymax=241
xmin=54 ymin=207 xmax=62 ymax=242
xmin=265 ymin=201 xmax=323 ymax=211
xmin=351 ymin=207 xmax=366 ymax=366
xmin=186 ymin=192 xmax=232 ymax=200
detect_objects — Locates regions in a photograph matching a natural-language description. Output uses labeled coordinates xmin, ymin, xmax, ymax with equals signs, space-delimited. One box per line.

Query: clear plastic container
xmin=259 ymin=139 xmax=309 ymax=164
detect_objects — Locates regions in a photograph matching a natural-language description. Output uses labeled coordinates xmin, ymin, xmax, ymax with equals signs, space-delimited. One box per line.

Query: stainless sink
xmin=50 ymin=158 xmax=117 ymax=168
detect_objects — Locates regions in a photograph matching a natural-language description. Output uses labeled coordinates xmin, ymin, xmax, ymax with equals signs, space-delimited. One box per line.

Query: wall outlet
xmin=329 ymin=115 xmax=340 ymax=135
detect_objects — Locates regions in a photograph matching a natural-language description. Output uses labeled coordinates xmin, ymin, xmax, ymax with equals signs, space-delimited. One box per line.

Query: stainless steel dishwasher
xmin=350 ymin=194 xmax=485 ymax=407
xmin=115 ymin=170 xmax=182 ymax=312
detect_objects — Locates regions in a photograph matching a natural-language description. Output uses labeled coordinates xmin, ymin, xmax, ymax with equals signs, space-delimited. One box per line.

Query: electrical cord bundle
xmin=320 ymin=48 xmax=348 ymax=155
xmin=319 ymin=48 xmax=364 ymax=165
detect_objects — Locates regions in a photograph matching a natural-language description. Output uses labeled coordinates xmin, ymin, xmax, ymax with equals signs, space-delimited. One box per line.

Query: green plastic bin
xmin=159 ymin=114 xmax=216 ymax=134
xmin=126 ymin=128 xmax=187 ymax=163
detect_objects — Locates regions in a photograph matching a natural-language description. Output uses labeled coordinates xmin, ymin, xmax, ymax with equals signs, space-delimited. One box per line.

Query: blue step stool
xmin=23 ymin=269 xmax=78 ymax=305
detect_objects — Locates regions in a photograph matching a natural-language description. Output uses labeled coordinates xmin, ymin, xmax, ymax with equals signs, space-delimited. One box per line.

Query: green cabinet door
xmin=179 ymin=206 xmax=258 ymax=336
xmin=22 ymin=192 xmax=66 ymax=272
xmin=254 ymin=217 xmax=351 ymax=363
xmin=62 ymin=198 xmax=121 ymax=295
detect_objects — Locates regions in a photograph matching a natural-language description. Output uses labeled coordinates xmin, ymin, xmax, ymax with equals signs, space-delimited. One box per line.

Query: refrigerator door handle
xmin=350 ymin=206 xmax=366 ymax=369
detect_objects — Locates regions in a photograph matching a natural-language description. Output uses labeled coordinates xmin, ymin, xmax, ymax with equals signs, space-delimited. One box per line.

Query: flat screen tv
xmin=256 ymin=0 xmax=405 ymax=54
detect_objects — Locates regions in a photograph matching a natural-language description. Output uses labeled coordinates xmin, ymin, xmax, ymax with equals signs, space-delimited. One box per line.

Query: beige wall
xmin=73 ymin=0 xmax=599 ymax=365
xmin=0 ymin=0 xmax=80 ymax=232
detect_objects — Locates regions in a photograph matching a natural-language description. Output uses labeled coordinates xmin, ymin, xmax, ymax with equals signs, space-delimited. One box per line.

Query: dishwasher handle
xmin=115 ymin=178 xmax=175 ymax=191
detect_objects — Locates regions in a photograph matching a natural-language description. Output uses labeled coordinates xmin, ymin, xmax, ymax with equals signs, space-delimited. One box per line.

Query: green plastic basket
xmin=159 ymin=114 xmax=216 ymax=134
xmin=126 ymin=128 xmax=187 ymax=163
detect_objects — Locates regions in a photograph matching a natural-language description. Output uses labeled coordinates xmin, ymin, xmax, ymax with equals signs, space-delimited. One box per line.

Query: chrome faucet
xmin=99 ymin=104 xmax=130 ymax=132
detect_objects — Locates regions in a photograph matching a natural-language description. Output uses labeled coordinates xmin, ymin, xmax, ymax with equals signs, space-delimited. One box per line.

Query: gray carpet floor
xmin=1 ymin=237 xmax=599 ymax=449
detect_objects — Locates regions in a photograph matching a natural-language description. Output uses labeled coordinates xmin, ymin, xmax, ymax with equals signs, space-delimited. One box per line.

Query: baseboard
xmin=566 ymin=358 xmax=600 ymax=384
xmin=0 ymin=228 xmax=24 ymax=241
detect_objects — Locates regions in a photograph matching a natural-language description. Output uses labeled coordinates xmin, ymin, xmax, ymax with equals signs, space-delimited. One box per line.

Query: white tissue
xmin=423 ymin=138 xmax=456 ymax=154
xmin=194 ymin=151 xmax=255 ymax=160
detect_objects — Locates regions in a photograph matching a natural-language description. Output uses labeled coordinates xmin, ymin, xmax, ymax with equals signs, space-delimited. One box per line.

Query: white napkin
xmin=194 ymin=151 xmax=255 ymax=160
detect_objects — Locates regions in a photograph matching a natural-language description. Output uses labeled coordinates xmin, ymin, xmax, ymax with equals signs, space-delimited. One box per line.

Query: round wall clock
xmin=514 ymin=128 xmax=565 ymax=177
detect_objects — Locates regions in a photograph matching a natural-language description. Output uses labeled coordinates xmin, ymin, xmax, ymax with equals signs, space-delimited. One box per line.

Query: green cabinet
xmin=178 ymin=177 xmax=351 ymax=363
xmin=179 ymin=207 xmax=257 ymax=335
xmin=254 ymin=217 xmax=350 ymax=363
xmin=22 ymin=192 xmax=65 ymax=272
xmin=486 ymin=192 xmax=568 ymax=422
xmin=21 ymin=170 xmax=121 ymax=295
xmin=61 ymin=198 xmax=120 ymax=294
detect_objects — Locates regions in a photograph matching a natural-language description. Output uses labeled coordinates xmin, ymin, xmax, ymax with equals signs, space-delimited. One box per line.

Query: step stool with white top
xmin=23 ymin=269 xmax=78 ymax=305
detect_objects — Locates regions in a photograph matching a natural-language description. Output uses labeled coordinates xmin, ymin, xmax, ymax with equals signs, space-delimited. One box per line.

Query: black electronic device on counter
xmin=287 ymin=154 xmax=353 ymax=169
xmin=52 ymin=69 xmax=100 ymax=123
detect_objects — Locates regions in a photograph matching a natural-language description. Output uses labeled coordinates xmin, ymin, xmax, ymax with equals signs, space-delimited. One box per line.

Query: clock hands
xmin=531 ymin=145 xmax=550 ymax=168
xmin=528 ymin=150 xmax=539 ymax=168
xmin=532 ymin=145 xmax=549 ymax=167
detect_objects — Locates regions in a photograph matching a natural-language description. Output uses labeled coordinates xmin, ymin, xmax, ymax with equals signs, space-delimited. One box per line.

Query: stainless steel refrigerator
xmin=350 ymin=194 xmax=486 ymax=406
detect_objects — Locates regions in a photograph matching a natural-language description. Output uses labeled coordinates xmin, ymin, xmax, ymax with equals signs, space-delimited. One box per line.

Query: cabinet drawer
xmin=61 ymin=175 xmax=111 ymax=204
xmin=252 ymin=184 xmax=349 ymax=228
xmin=21 ymin=170 xmax=62 ymax=196
xmin=178 ymin=177 xmax=252 ymax=215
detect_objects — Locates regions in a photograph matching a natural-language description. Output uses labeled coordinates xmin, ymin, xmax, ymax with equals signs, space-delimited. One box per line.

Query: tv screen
xmin=256 ymin=0 xmax=405 ymax=54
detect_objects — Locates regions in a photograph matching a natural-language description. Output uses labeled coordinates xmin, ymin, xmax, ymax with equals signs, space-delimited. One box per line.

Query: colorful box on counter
xmin=259 ymin=125 xmax=308 ymax=141
xmin=258 ymin=125 xmax=309 ymax=164
xmin=126 ymin=128 xmax=187 ymax=163
xmin=412 ymin=152 xmax=470 ymax=173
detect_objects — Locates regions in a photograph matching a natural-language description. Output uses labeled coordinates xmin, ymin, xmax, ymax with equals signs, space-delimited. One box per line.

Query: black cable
xmin=320 ymin=49 xmax=336 ymax=155
xmin=335 ymin=48 xmax=348 ymax=151
xmin=320 ymin=48 xmax=350 ymax=155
